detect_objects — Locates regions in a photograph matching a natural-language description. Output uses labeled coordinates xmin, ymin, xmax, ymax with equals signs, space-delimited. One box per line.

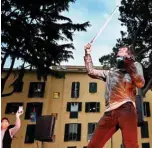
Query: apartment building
xmin=1 ymin=66 xmax=152 ymax=148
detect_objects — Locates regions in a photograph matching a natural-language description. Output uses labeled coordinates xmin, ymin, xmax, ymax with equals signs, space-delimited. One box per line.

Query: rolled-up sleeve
xmin=84 ymin=54 xmax=109 ymax=81
xmin=127 ymin=62 xmax=145 ymax=88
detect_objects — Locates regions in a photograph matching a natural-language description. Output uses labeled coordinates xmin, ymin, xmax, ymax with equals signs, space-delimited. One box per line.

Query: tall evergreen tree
xmin=1 ymin=0 xmax=90 ymax=96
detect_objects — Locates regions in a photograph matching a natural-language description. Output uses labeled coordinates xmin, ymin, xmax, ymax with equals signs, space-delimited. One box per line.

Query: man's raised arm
xmin=9 ymin=110 xmax=23 ymax=137
xmin=84 ymin=43 xmax=109 ymax=81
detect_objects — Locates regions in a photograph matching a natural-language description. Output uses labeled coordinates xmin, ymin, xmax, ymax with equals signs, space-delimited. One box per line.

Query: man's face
xmin=116 ymin=47 xmax=129 ymax=69
xmin=117 ymin=47 xmax=131 ymax=59
xmin=1 ymin=119 xmax=10 ymax=129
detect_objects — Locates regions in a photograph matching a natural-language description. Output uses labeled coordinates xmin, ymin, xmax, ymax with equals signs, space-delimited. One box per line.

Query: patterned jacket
xmin=84 ymin=54 xmax=145 ymax=112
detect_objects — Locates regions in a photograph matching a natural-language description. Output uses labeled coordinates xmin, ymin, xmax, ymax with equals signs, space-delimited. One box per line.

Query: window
xmin=120 ymin=143 xmax=125 ymax=148
xmin=25 ymin=124 xmax=35 ymax=143
xmin=25 ymin=102 xmax=43 ymax=120
xmin=141 ymin=121 xmax=149 ymax=138
xmin=5 ymin=102 xmax=23 ymax=114
xmin=142 ymin=143 xmax=150 ymax=148
xmin=14 ymin=82 xmax=24 ymax=92
xmin=53 ymin=92 xmax=60 ymax=99
xmin=64 ymin=123 xmax=81 ymax=141
xmin=71 ymin=82 xmax=80 ymax=98
xmin=89 ymin=82 xmax=97 ymax=93
xmin=28 ymin=82 xmax=45 ymax=98
xmin=67 ymin=102 xmax=82 ymax=118
xmin=85 ymin=102 xmax=100 ymax=113
xmin=143 ymin=102 xmax=151 ymax=117
xmin=88 ymin=123 xmax=97 ymax=141
xmin=67 ymin=102 xmax=82 ymax=112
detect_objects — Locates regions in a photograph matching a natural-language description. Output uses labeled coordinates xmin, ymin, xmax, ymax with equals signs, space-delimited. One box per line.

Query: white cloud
xmin=62 ymin=0 xmax=127 ymax=66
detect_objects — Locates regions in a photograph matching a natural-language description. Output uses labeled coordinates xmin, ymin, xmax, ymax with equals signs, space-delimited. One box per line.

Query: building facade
xmin=1 ymin=66 xmax=152 ymax=148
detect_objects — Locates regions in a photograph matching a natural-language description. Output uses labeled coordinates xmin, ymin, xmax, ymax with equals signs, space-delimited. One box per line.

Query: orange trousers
xmin=88 ymin=102 xmax=139 ymax=148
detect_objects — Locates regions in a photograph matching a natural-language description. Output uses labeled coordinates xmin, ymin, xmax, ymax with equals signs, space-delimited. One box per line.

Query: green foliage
xmin=99 ymin=0 xmax=152 ymax=95
xmin=1 ymin=0 xmax=90 ymax=96
xmin=1 ymin=0 xmax=90 ymax=72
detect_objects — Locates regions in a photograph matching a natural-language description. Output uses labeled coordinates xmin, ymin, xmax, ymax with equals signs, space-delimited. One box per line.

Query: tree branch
xmin=1 ymin=52 xmax=9 ymax=73
xmin=136 ymin=46 xmax=152 ymax=57
xmin=4 ymin=57 xmax=15 ymax=80
xmin=1 ymin=89 xmax=15 ymax=97
xmin=131 ymin=20 xmax=144 ymax=54
xmin=1 ymin=57 xmax=15 ymax=93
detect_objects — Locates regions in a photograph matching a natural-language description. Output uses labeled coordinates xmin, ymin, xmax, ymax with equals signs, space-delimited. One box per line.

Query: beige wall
xmin=1 ymin=71 xmax=152 ymax=148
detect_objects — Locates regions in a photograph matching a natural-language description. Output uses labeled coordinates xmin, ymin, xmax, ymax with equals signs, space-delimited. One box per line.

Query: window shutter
xmin=71 ymin=82 xmax=75 ymax=98
xmin=25 ymin=103 xmax=33 ymax=119
xmin=92 ymin=123 xmax=97 ymax=132
xmin=77 ymin=124 xmax=81 ymax=141
xmin=64 ymin=124 xmax=69 ymax=141
xmin=143 ymin=102 xmax=150 ymax=117
xmin=24 ymin=124 xmax=35 ymax=143
xmin=71 ymin=82 xmax=80 ymax=98
xmin=70 ymin=112 xmax=78 ymax=118
xmin=28 ymin=83 xmax=33 ymax=97
xmin=88 ymin=123 xmax=92 ymax=134
xmin=14 ymin=82 xmax=24 ymax=92
xmin=142 ymin=143 xmax=150 ymax=148
xmin=141 ymin=121 xmax=149 ymax=138
xmin=35 ymin=103 xmax=43 ymax=117
xmin=85 ymin=103 xmax=89 ymax=112
xmin=67 ymin=102 xmax=71 ymax=112
xmin=120 ymin=144 xmax=125 ymax=148
xmin=40 ymin=82 xmax=45 ymax=97
xmin=78 ymin=102 xmax=82 ymax=111
xmin=89 ymin=82 xmax=97 ymax=93
xmin=96 ymin=102 xmax=100 ymax=112
xmin=88 ymin=123 xmax=97 ymax=135
xmin=77 ymin=82 xmax=80 ymax=98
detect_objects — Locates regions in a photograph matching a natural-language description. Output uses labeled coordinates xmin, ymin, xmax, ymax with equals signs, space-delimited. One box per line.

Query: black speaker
xmin=135 ymin=95 xmax=144 ymax=127
xmin=35 ymin=115 xmax=56 ymax=142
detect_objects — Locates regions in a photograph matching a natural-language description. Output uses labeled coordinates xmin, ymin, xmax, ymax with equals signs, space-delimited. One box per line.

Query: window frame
xmin=24 ymin=124 xmax=36 ymax=144
xmin=143 ymin=102 xmax=151 ymax=117
xmin=28 ymin=82 xmax=45 ymax=98
xmin=71 ymin=82 xmax=80 ymax=98
xmin=85 ymin=102 xmax=100 ymax=113
xmin=141 ymin=121 xmax=149 ymax=138
xmin=142 ymin=142 xmax=150 ymax=148
xmin=89 ymin=82 xmax=97 ymax=93
xmin=24 ymin=102 xmax=43 ymax=120
xmin=5 ymin=102 xmax=24 ymax=114
xmin=87 ymin=123 xmax=97 ymax=141
xmin=64 ymin=123 xmax=81 ymax=142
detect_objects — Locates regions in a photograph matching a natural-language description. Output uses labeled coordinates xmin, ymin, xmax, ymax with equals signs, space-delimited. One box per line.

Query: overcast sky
xmin=4 ymin=0 xmax=127 ymax=68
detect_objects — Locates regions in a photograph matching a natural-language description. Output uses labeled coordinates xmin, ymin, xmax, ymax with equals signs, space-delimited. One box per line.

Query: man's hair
xmin=1 ymin=117 xmax=10 ymax=123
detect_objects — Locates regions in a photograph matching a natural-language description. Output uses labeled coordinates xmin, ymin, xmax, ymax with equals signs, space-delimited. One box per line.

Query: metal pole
xmin=90 ymin=5 xmax=119 ymax=44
